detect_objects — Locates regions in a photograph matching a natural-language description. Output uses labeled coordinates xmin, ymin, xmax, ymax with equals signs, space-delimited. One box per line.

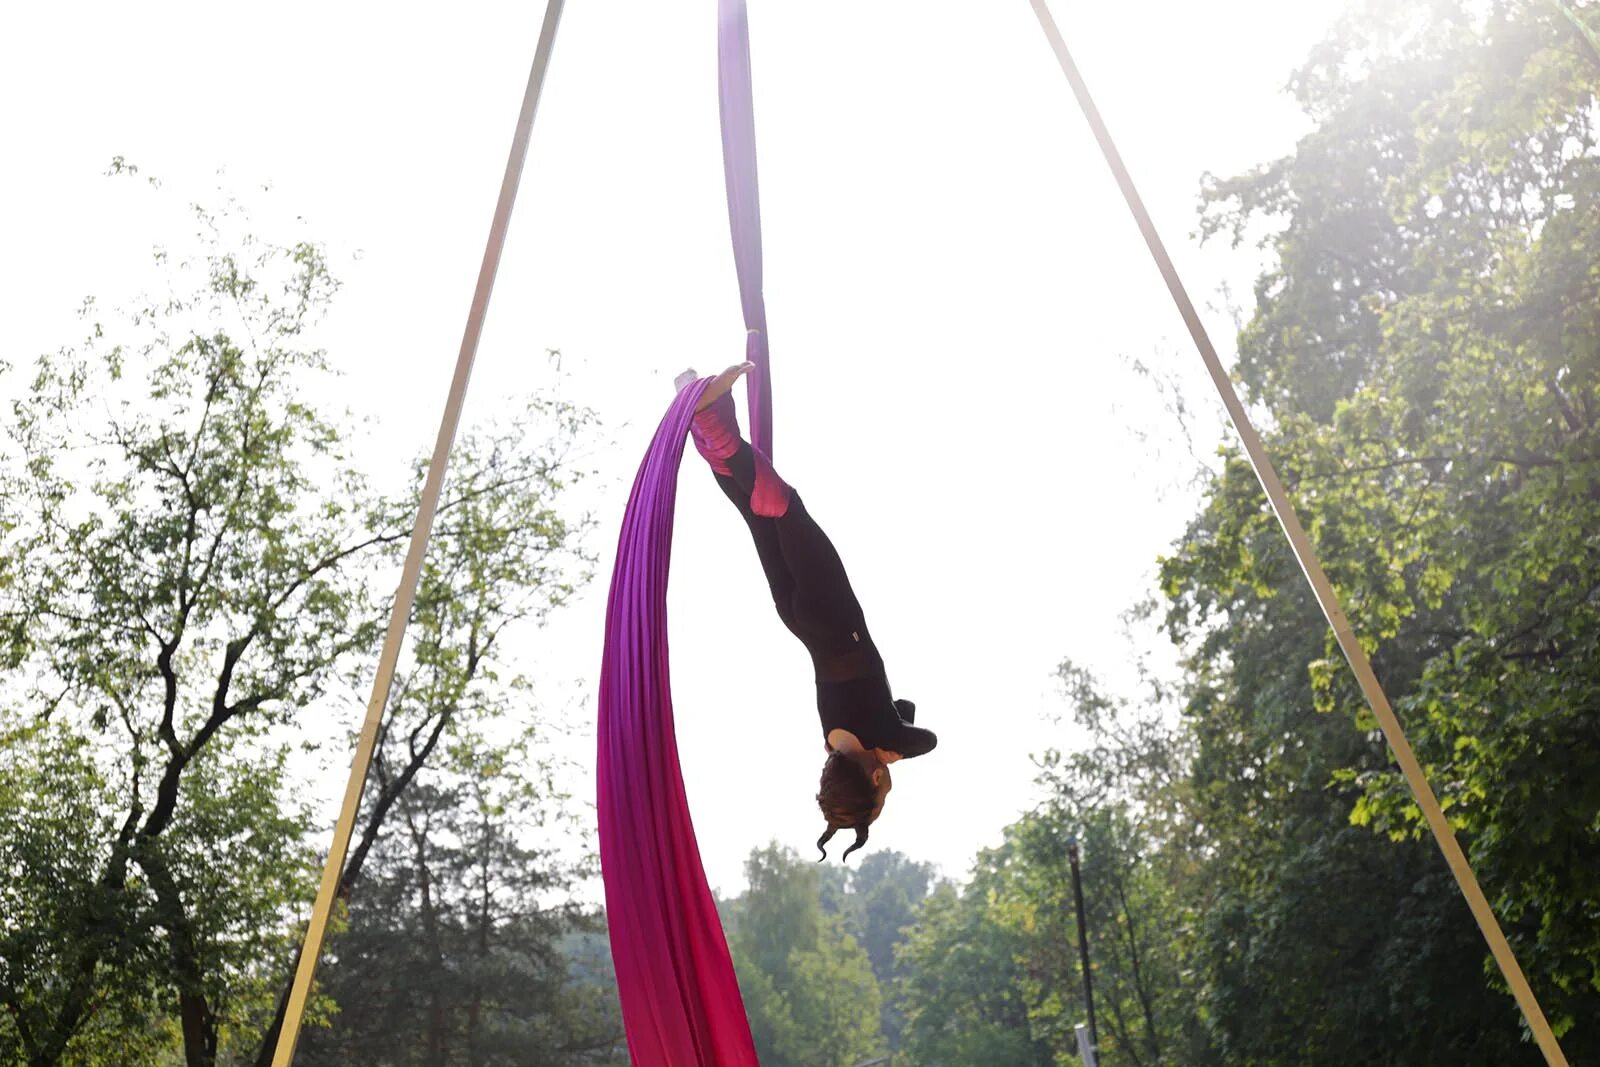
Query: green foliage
xmin=0 ymin=725 xmax=168 ymax=1065
xmin=786 ymin=919 xmax=885 ymax=1067
xmin=898 ymin=662 xmax=1191 ymax=1067
xmin=823 ymin=851 xmax=937 ymax=1048
xmin=0 ymin=184 xmax=367 ymax=1066
xmin=1157 ymin=0 xmax=1600 ymax=1059
xmin=898 ymin=870 xmax=1058 ymax=1067
xmin=733 ymin=844 xmax=828 ymax=987
xmin=294 ymin=730 xmax=624 ymax=1067
xmin=0 ymin=173 xmax=598 ymax=1066
xmin=890 ymin=6 xmax=1600 ymax=1063
xmin=722 ymin=844 xmax=892 ymax=1067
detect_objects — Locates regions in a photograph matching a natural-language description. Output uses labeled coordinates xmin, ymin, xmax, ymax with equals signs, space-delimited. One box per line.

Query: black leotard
xmin=715 ymin=444 xmax=938 ymax=760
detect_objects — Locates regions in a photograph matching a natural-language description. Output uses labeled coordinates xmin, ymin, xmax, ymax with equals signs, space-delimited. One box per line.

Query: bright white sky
xmin=1 ymin=0 xmax=1347 ymax=896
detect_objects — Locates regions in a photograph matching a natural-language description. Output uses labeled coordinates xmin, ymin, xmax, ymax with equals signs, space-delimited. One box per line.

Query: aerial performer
xmin=677 ymin=362 xmax=938 ymax=862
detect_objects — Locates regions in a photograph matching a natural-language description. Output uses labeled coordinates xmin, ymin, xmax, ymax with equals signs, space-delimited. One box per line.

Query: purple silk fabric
xmin=596 ymin=3 xmax=776 ymax=1063
xmin=718 ymin=0 xmax=773 ymax=455
xmin=597 ymin=380 xmax=762 ymax=1066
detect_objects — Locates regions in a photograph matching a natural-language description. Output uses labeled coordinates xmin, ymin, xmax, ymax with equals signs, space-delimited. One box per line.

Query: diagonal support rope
xmin=269 ymin=3 xmax=566 ymax=1062
xmin=1026 ymin=2 xmax=1569 ymax=1063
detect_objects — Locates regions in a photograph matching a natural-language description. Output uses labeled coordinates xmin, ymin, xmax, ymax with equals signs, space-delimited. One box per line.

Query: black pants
xmin=715 ymin=444 xmax=872 ymax=672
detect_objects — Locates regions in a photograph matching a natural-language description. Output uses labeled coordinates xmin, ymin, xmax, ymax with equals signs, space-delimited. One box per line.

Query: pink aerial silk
xmin=596 ymin=379 xmax=760 ymax=1066
xmin=594 ymin=2 xmax=774 ymax=1064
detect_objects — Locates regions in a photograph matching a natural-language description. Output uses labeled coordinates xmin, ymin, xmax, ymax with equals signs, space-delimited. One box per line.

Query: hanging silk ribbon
xmin=718 ymin=0 xmax=773 ymax=456
xmin=596 ymin=3 xmax=773 ymax=1063
xmin=596 ymin=381 xmax=761 ymax=1066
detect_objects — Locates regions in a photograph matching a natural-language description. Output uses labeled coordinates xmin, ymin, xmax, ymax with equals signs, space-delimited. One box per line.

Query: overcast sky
xmin=2 ymin=0 xmax=1348 ymax=895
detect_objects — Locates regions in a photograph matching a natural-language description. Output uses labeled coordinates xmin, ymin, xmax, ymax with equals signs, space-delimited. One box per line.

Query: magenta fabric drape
xmin=596 ymin=2 xmax=774 ymax=1063
xmin=596 ymin=380 xmax=762 ymax=1066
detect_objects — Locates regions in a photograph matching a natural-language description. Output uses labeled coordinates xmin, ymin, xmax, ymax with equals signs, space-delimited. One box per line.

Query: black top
xmin=816 ymin=642 xmax=938 ymax=759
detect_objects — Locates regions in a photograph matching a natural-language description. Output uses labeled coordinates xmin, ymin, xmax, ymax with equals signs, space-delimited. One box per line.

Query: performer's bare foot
xmin=676 ymin=362 xmax=754 ymax=411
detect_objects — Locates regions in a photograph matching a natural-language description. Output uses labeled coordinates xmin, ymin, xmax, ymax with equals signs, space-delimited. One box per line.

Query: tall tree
xmin=894 ymin=649 xmax=1194 ymax=1065
xmin=0 ymin=170 xmax=596 ymax=1066
xmin=0 ymin=179 xmax=380 ymax=1066
xmin=293 ymin=729 xmax=624 ymax=1067
xmin=1027 ymin=659 xmax=1199 ymax=1066
xmin=249 ymin=397 xmax=597 ymax=1064
xmin=895 ymin=870 xmax=1054 ymax=1067
xmin=1163 ymin=0 xmax=1600 ymax=1058
xmin=821 ymin=850 xmax=937 ymax=1048
xmin=721 ymin=844 xmax=887 ymax=1067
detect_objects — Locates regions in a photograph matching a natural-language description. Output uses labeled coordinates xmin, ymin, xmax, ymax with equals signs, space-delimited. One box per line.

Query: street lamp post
xmin=1067 ymin=836 xmax=1099 ymax=1062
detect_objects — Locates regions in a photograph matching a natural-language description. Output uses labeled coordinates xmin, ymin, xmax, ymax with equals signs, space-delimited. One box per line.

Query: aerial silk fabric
xmin=596 ymin=380 xmax=760 ymax=1066
xmin=717 ymin=0 xmax=774 ymax=455
xmin=594 ymin=3 xmax=773 ymax=1064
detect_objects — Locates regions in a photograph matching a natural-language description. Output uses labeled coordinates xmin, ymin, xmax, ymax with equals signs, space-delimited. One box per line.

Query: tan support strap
xmin=270 ymin=3 xmax=566 ymax=1062
xmin=1026 ymin=2 xmax=1568 ymax=1063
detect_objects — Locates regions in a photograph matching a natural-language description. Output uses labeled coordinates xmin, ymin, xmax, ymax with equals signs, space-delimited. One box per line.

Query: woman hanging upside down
xmin=678 ymin=362 xmax=937 ymax=863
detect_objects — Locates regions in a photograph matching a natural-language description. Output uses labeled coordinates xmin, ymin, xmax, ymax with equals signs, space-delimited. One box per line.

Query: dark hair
xmin=815 ymin=752 xmax=876 ymax=863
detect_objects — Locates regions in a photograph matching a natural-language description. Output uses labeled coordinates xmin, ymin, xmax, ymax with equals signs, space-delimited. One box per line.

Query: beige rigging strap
xmin=270 ymin=2 xmax=567 ymax=1062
